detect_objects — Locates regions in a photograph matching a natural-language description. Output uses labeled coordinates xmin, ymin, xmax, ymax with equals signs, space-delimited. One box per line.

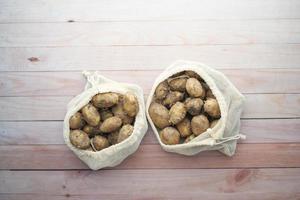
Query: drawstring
xmin=206 ymin=134 xmax=246 ymax=146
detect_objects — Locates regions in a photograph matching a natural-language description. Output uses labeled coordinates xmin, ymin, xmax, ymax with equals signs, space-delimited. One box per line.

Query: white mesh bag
xmin=64 ymin=71 xmax=148 ymax=170
xmin=146 ymin=60 xmax=246 ymax=156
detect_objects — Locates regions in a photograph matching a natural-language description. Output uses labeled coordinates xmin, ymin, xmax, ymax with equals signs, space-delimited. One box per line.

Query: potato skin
xmin=191 ymin=115 xmax=209 ymax=136
xmin=92 ymin=135 xmax=109 ymax=151
xmin=185 ymin=98 xmax=203 ymax=116
xmin=99 ymin=109 xmax=114 ymax=121
xmin=82 ymin=124 xmax=101 ymax=137
xmin=69 ymin=130 xmax=90 ymax=149
xmin=123 ymin=92 xmax=139 ymax=117
xmin=108 ymin=131 xmax=119 ymax=145
xmin=163 ymin=91 xmax=184 ymax=107
xmin=186 ymin=78 xmax=205 ymax=98
xmin=69 ymin=112 xmax=85 ymax=129
xmin=176 ymin=118 xmax=192 ymax=137
xmin=81 ymin=104 xmax=100 ymax=126
xmin=206 ymin=89 xmax=215 ymax=99
xmin=92 ymin=92 xmax=119 ymax=108
xmin=160 ymin=127 xmax=180 ymax=145
xmin=117 ymin=124 xmax=134 ymax=143
xmin=167 ymin=75 xmax=188 ymax=92
xmin=100 ymin=116 xmax=122 ymax=133
xmin=169 ymin=102 xmax=187 ymax=125
xmin=112 ymin=103 xmax=134 ymax=124
xmin=185 ymin=70 xmax=202 ymax=80
xmin=204 ymin=98 xmax=221 ymax=118
xmin=155 ymin=81 xmax=169 ymax=100
xmin=148 ymin=102 xmax=170 ymax=129
xmin=210 ymin=119 xmax=219 ymax=128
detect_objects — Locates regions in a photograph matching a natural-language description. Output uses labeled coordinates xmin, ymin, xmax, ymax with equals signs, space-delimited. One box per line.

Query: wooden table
xmin=0 ymin=0 xmax=300 ymax=199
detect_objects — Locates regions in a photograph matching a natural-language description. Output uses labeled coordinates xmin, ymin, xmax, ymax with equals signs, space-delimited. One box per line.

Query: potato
xmin=206 ymin=89 xmax=215 ymax=99
xmin=163 ymin=91 xmax=184 ymax=107
xmin=176 ymin=117 xmax=192 ymax=137
xmin=185 ymin=70 xmax=202 ymax=80
xmin=92 ymin=92 xmax=119 ymax=108
xmin=82 ymin=124 xmax=101 ymax=137
xmin=169 ymin=102 xmax=186 ymax=125
xmin=185 ymin=98 xmax=203 ymax=116
xmin=69 ymin=112 xmax=85 ymax=129
xmin=167 ymin=75 xmax=188 ymax=92
xmin=81 ymin=104 xmax=100 ymax=126
xmin=204 ymin=98 xmax=221 ymax=118
xmin=92 ymin=135 xmax=110 ymax=151
xmin=210 ymin=119 xmax=219 ymax=128
xmin=155 ymin=81 xmax=169 ymax=100
xmin=186 ymin=78 xmax=205 ymax=98
xmin=112 ymin=103 xmax=134 ymax=125
xmin=191 ymin=115 xmax=209 ymax=136
xmin=108 ymin=131 xmax=119 ymax=145
xmin=117 ymin=124 xmax=134 ymax=143
xmin=69 ymin=130 xmax=90 ymax=149
xmin=123 ymin=92 xmax=139 ymax=117
xmin=184 ymin=134 xmax=196 ymax=143
xmin=159 ymin=127 xmax=180 ymax=145
xmin=100 ymin=116 xmax=122 ymax=133
xmin=100 ymin=109 xmax=114 ymax=121
xmin=148 ymin=102 xmax=170 ymax=129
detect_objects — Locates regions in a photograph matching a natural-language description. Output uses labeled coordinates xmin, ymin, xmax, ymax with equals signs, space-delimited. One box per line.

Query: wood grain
xmin=1 ymin=20 xmax=299 ymax=47
xmin=0 ymin=119 xmax=299 ymax=145
xmin=1 ymin=169 xmax=300 ymax=200
xmin=0 ymin=143 xmax=299 ymax=169
xmin=1 ymin=45 xmax=299 ymax=71
xmin=0 ymin=94 xmax=299 ymax=120
xmin=0 ymin=0 xmax=299 ymax=22
xmin=1 ymin=69 xmax=300 ymax=96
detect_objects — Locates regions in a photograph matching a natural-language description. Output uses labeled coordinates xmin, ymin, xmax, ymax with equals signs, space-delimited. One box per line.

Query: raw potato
xmin=123 ymin=92 xmax=139 ymax=117
xmin=148 ymin=102 xmax=170 ymax=129
xmin=210 ymin=119 xmax=219 ymax=128
xmin=186 ymin=78 xmax=205 ymax=98
xmin=112 ymin=103 xmax=134 ymax=124
xmin=92 ymin=92 xmax=119 ymax=108
xmin=81 ymin=104 xmax=101 ymax=126
xmin=92 ymin=135 xmax=109 ymax=151
xmin=167 ymin=75 xmax=188 ymax=92
xmin=163 ymin=91 xmax=184 ymax=107
xmin=160 ymin=127 xmax=180 ymax=145
xmin=169 ymin=102 xmax=187 ymax=125
xmin=185 ymin=70 xmax=202 ymax=80
xmin=204 ymin=98 xmax=221 ymax=118
xmin=69 ymin=130 xmax=90 ymax=149
xmin=117 ymin=124 xmax=134 ymax=143
xmin=69 ymin=112 xmax=85 ymax=129
xmin=83 ymin=124 xmax=101 ymax=137
xmin=191 ymin=115 xmax=209 ymax=136
xmin=100 ymin=116 xmax=122 ymax=133
xmin=155 ymin=81 xmax=169 ymax=100
xmin=184 ymin=134 xmax=196 ymax=143
xmin=100 ymin=109 xmax=114 ymax=121
xmin=176 ymin=118 xmax=192 ymax=137
xmin=185 ymin=98 xmax=203 ymax=116
xmin=108 ymin=131 xmax=119 ymax=145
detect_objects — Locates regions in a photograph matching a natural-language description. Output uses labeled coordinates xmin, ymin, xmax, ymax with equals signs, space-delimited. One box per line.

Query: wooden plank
xmin=0 ymin=0 xmax=299 ymax=22
xmin=1 ymin=69 xmax=300 ymax=96
xmin=0 ymin=143 xmax=299 ymax=169
xmin=0 ymin=119 xmax=299 ymax=145
xmin=1 ymin=20 xmax=299 ymax=47
xmin=0 ymin=94 xmax=298 ymax=121
xmin=0 ymin=169 xmax=300 ymax=200
xmin=1 ymin=45 xmax=299 ymax=71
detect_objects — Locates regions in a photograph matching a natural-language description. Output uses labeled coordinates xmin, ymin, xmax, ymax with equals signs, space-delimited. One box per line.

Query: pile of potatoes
xmin=149 ymin=70 xmax=221 ymax=145
xmin=69 ymin=92 xmax=139 ymax=151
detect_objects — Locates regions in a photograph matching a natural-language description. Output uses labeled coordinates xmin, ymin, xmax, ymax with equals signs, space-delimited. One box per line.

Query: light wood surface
xmin=0 ymin=0 xmax=299 ymax=199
